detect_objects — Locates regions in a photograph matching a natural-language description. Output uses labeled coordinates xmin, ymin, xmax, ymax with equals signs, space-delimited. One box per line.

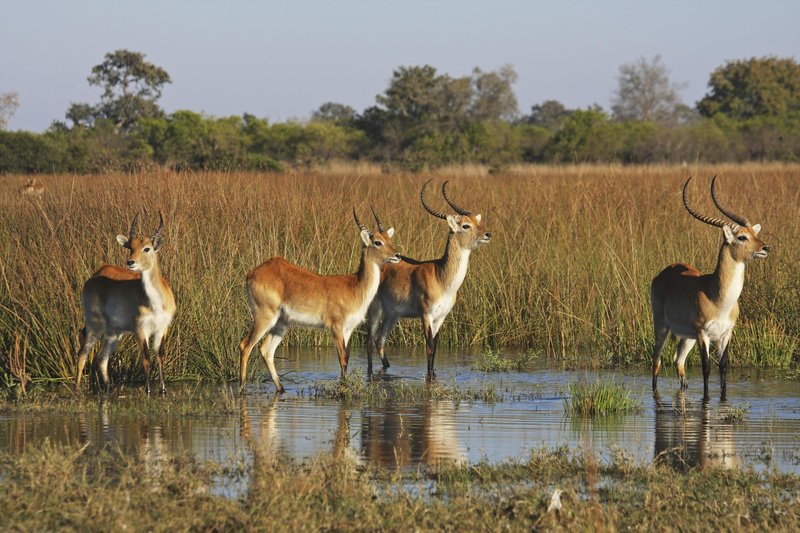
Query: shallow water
xmin=1 ymin=348 xmax=799 ymax=478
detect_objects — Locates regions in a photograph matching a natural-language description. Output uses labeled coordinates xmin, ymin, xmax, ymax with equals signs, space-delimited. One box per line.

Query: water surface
xmin=1 ymin=348 xmax=798 ymax=477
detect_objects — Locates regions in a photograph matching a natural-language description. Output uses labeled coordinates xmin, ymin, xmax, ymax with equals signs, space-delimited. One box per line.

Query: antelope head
xmin=683 ymin=176 xmax=769 ymax=262
xmin=353 ymin=206 xmax=401 ymax=264
xmin=115 ymin=212 xmax=166 ymax=272
xmin=421 ymin=180 xmax=491 ymax=250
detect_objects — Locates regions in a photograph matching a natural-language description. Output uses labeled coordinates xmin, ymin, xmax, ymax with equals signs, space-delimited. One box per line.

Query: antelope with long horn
xmin=75 ymin=212 xmax=176 ymax=395
xmin=651 ymin=177 xmax=769 ymax=400
xmin=20 ymin=178 xmax=45 ymax=197
xmin=239 ymin=207 xmax=400 ymax=393
xmin=366 ymin=180 xmax=491 ymax=378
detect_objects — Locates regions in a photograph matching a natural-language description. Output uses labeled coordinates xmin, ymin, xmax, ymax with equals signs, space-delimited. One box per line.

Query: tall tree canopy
xmin=67 ymin=49 xmax=171 ymax=131
xmin=697 ymin=56 xmax=800 ymax=119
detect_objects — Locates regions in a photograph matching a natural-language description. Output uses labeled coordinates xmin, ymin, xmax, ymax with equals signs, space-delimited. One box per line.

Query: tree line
xmin=1 ymin=51 xmax=799 ymax=173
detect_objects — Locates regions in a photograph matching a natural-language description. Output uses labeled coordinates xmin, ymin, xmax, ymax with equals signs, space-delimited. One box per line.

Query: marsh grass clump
xmin=310 ymin=372 xmax=502 ymax=403
xmin=565 ymin=379 xmax=641 ymax=416
xmin=2 ymin=440 xmax=799 ymax=531
xmin=720 ymin=402 xmax=751 ymax=423
xmin=472 ymin=348 xmax=538 ymax=372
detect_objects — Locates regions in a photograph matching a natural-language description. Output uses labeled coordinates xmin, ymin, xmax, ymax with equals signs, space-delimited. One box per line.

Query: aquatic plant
xmin=565 ymin=379 xmax=641 ymax=416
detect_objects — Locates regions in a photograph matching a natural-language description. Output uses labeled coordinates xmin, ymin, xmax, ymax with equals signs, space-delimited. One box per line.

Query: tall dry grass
xmin=1 ymin=164 xmax=798 ymax=383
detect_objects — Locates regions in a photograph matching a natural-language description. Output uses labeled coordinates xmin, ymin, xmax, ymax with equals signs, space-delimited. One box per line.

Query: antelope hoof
xmin=382 ymin=360 xmax=391 ymax=369
xmin=276 ymin=385 xmax=286 ymax=394
xmin=159 ymin=388 xmax=166 ymax=397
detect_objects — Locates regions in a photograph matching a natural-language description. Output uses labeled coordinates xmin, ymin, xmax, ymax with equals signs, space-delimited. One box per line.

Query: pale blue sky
xmin=2 ymin=0 xmax=798 ymax=131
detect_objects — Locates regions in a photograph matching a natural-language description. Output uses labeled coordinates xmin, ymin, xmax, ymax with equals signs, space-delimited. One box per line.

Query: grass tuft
xmin=565 ymin=379 xmax=641 ymax=416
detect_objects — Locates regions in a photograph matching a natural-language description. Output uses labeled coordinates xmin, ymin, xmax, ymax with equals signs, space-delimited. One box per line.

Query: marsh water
xmin=2 ymin=348 xmax=799 ymax=480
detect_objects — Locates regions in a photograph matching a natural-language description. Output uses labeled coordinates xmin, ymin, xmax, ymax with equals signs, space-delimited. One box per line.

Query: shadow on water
xmin=1 ymin=348 xmax=799 ymax=481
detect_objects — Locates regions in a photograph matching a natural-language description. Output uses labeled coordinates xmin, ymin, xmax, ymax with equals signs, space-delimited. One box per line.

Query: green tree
xmin=470 ymin=65 xmax=519 ymax=121
xmin=698 ymin=56 xmax=800 ymax=119
xmin=611 ymin=55 xmax=685 ymax=123
xmin=312 ymin=102 xmax=356 ymax=124
xmin=68 ymin=49 xmax=171 ymax=131
xmin=525 ymin=100 xmax=571 ymax=129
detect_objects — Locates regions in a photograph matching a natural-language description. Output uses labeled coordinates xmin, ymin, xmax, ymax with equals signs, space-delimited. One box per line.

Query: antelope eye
xmin=736 ymin=236 xmax=748 ymax=242
xmin=461 ymin=224 xmax=470 ymax=230
xmin=373 ymin=240 xmax=383 ymax=247
xmin=144 ymin=247 xmax=151 ymax=252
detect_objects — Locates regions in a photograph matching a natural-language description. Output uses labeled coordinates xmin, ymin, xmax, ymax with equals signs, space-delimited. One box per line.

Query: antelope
xmin=75 ymin=212 xmax=176 ymax=395
xmin=238 ymin=207 xmax=400 ymax=393
xmin=20 ymin=178 xmax=45 ymax=197
xmin=366 ymin=180 xmax=491 ymax=378
xmin=651 ymin=177 xmax=769 ymax=400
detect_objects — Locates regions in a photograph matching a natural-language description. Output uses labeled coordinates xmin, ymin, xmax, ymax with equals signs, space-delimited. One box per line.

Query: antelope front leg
xmin=333 ymin=328 xmax=349 ymax=379
xmin=139 ymin=338 xmax=152 ymax=396
xmin=718 ymin=332 xmax=732 ymax=401
xmin=698 ymin=334 xmax=712 ymax=401
xmin=152 ymin=330 xmax=167 ymax=396
xmin=422 ymin=317 xmax=438 ymax=382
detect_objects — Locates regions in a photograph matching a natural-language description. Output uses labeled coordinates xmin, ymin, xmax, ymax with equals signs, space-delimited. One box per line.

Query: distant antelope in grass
xmin=651 ymin=177 xmax=769 ymax=400
xmin=366 ymin=180 xmax=491 ymax=378
xmin=75 ymin=213 xmax=176 ymax=395
xmin=20 ymin=178 xmax=44 ymax=197
xmin=239 ymin=207 xmax=400 ymax=393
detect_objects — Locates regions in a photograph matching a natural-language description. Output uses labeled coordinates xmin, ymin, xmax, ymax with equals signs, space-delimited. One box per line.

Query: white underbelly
xmin=282 ymin=306 xmax=325 ymax=329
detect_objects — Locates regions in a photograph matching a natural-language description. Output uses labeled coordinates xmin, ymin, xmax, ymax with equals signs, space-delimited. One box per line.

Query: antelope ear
xmin=116 ymin=234 xmax=129 ymax=247
xmin=386 ymin=227 xmax=395 ymax=238
xmin=475 ymin=213 xmax=482 ymax=223
xmin=360 ymin=229 xmax=372 ymax=247
xmin=751 ymin=223 xmax=761 ymax=235
xmin=446 ymin=214 xmax=460 ymax=232
xmin=722 ymin=225 xmax=735 ymax=244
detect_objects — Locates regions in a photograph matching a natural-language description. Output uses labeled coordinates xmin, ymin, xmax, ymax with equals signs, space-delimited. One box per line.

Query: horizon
xmin=2 ymin=0 xmax=799 ymax=132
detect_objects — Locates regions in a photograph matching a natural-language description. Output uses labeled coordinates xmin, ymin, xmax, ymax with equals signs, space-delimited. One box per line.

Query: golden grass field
xmin=1 ymin=163 xmax=798 ymax=383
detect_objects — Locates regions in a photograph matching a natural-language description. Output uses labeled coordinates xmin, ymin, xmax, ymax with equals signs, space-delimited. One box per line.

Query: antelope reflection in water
xmin=238 ymin=397 xmax=359 ymax=464
xmin=360 ymin=397 xmax=466 ymax=468
xmin=654 ymin=390 xmax=739 ymax=470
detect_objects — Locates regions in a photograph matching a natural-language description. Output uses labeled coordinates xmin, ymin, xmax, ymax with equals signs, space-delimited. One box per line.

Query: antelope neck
xmin=437 ymin=233 xmax=472 ymax=288
xmin=710 ymin=244 xmax=746 ymax=306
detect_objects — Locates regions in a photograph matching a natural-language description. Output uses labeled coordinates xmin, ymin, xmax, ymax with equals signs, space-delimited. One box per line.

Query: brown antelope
xmin=366 ymin=180 xmax=491 ymax=378
xmin=239 ymin=207 xmax=400 ymax=393
xmin=20 ymin=178 xmax=45 ymax=197
xmin=75 ymin=213 xmax=176 ymax=395
xmin=651 ymin=177 xmax=769 ymax=400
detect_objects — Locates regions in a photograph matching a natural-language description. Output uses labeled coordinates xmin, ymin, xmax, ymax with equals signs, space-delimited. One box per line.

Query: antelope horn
xmin=128 ymin=211 xmax=140 ymax=241
xmin=369 ymin=205 xmax=386 ymax=233
xmin=353 ymin=207 xmax=370 ymax=234
xmin=442 ymin=180 xmax=472 ymax=216
xmin=152 ymin=211 xmax=165 ymax=241
xmin=420 ymin=180 xmax=448 ymax=220
xmin=682 ymin=177 xmax=737 ymax=231
xmin=711 ymin=176 xmax=749 ymax=228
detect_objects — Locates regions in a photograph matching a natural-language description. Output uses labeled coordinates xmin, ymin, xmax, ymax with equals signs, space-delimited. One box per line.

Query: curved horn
xmin=442 ymin=180 xmax=472 ymax=216
xmin=420 ymin=180 xmax=448 ymax=220
xmin=711 ymin=176 xmax=749 ymax=228
xmin=128 ymin=211 xmax=140 ymax=241
xmin=682 ymin=177 xmax=736 ymax=230
xmin=369 ymin=205 xmax=386 ymax=233
xmin=352 ymin=207 xmax=370 ymax=233
xmin=152 ymin=211 xmax=165 ymax=240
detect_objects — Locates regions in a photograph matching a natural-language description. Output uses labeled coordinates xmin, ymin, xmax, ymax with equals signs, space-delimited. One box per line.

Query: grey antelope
xmin=366 ymin=180 xmax=491 ymax=378
xmin=75 ymin=213 xmax=176 ymax=395
xmin=651 ymin=177 xmax=769 ymax=400
xmin=239 ymin=207 xmax=400 ymax=393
